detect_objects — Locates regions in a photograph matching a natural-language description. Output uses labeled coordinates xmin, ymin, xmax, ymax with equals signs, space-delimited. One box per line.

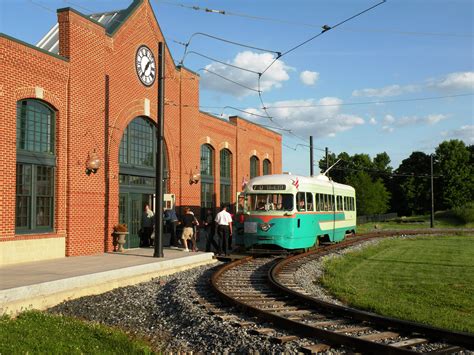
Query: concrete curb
xmin=1 ymin=253 xmax=216 ymax=316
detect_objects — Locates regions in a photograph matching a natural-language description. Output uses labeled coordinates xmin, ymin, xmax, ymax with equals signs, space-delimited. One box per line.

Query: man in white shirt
xmin=214 ymin=205 xmax=233 ymax=255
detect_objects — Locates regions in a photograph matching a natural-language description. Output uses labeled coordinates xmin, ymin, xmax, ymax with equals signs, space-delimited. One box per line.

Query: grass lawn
xmin=357 ymin=213 xmax=474 ymax=234
xmin=0 ymin=311 xmax=153 ymax=354
xmin=321 ymin=235 xmax=474 ymax=334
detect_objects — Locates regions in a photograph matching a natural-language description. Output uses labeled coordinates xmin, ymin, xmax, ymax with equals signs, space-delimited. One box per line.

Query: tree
xmin=391 ymin=152 xmax=431 ymax=215
xmin=346 ymin=171 xmax=391 ymax=215
xmin=435 ymin=140 xmax=473 ymax=209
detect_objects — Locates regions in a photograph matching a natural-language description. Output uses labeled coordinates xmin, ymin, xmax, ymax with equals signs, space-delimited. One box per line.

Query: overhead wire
xmin=196 ymin=68 xmax=261 ymax=93
xmin=158 ymin=0 xmax=472 ymax=38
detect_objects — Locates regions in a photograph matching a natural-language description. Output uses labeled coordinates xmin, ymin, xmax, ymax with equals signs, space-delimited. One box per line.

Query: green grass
xmin=357 ymin=213 xmax=474 ymax=234
xmin=321 ymin=235 xmax=474 ymax=334
xmin=0 ymin=311 xmax=154 ymax=354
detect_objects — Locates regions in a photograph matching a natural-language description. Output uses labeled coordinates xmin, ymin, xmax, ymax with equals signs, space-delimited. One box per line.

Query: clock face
xmin=136 ymin=45 xmax=156 ymax=87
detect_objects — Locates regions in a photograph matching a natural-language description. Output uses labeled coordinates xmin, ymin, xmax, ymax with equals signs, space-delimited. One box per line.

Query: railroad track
xmin=210 ymin=230 xmax=474 ymax=354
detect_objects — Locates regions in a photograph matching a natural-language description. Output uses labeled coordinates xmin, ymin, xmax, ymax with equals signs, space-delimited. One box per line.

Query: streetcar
xmin=234 ymin=173 xmax=356 ymax=250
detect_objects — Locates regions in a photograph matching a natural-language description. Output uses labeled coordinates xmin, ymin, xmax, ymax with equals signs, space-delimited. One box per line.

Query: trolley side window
xmin=306 ymin=192 xmax=314 ymax=211
xmin=336 ymin=196 xmax=343 ymax=211
xmin=296 ymin=192 xmax=306 ymax=211
xmin=247 ymin=193 xmax=294 ymax=212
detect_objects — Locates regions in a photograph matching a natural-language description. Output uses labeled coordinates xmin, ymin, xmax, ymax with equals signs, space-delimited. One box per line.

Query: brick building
xmin=0 ymin=0 xmax=282 ymax=265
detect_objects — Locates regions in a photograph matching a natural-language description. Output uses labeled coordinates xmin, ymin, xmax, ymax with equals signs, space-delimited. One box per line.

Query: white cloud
xmin=382 ymin=126 xmax=394 ymax=133
xmin=430 ymin=71 xmax=474 ymax=91
xmin=352 ymin=84 xmax=419 ymax=97
xmin=201 ymin=51 xmax=291 ymax=97
xmin=441 ymin=125 xmax=474 ymax=144
xmin=351 ymin=71 xmax=474 ymax=98
xmin=299 ymin=70 xmax=319 ymax=86
xmin=243 ymin=97 xmax=365 ymax=138
xmin=369 ymin=117 xmax=377 ymax=125
xmin=382 ymin=113 xmax=449 ymax=132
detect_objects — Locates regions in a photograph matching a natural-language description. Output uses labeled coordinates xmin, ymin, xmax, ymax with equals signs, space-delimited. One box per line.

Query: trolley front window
xmin=246 ymin=193 xmax=294 ymax=212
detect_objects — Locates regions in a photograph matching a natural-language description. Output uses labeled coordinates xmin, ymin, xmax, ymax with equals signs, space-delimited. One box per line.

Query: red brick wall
xmin=0 ymin=0 xmax=282 ymax=259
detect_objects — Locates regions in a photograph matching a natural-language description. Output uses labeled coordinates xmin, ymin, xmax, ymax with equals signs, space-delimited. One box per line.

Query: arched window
xmin=263 ymin=159 xmax=272 ymax=175
xmin=16 ymin=100 xmax=56 ymax=232
xmin=201 ymin=144 xmax=215 ymax=210
xmin=118 ymin=116 xmax=169 ymax=191
xmin=220 ymin=149 xmax=232 ymax=207
xmin=250 ymin=155 xmax=260 ymax=179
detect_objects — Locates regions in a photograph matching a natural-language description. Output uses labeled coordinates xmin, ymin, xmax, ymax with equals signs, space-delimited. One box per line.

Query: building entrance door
xmin=119 ymin=192 xmax=154 ymax=249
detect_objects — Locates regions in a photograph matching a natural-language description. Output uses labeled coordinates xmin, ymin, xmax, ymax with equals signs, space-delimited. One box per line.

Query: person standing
xmin=180 ymin=207 xmax=198 ymax=252
xmin=164 ymin=207 xmax=179 ymax=248
xmin=215 ymin=205 xmax=233 ymax=256
xmin=203 ymin=209 xmax=219 ymax=252
xmin=141 ymin=204 xmax=154 ymax=247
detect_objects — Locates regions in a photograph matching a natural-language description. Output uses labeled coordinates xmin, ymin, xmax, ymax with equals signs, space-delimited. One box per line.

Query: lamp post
xmin=154 ymin=42 xmax=165 ymax=258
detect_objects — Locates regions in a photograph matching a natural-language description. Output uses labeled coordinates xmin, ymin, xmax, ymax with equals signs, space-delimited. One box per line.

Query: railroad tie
xmin=358 ymin=331 xmax=399 ymax=341
xmin=271 ymin=335 xmax=299 ymax=344
xmin=334 ymin=326 xmax=371 ymax=334
xmin=249 ymin=328 xmax=275 ymax=335
xmin=390 ymin=338 xmax=428 ymax=348
xmin=300 ymin=343 xmax=331 ymax=354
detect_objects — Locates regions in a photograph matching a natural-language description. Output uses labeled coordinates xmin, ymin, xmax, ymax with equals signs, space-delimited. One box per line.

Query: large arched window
xmin=250 ymin=155 xmax=260 ymax=179
xmin=263 ymin=159 xmax=272 ymax=175
xmin=16 ymin=100 xmax=56 ymax=232
xmin=118 ymin=116 xmax=168 ymax=191
xmin=220 ymin=149 xmax=232 ymax=207
xmin=200 ymin=144 xmax=215 ymax=211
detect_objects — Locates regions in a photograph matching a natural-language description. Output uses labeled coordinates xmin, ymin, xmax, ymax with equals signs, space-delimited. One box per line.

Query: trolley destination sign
xmin=252 ymin=184 xmax=286 ymax=191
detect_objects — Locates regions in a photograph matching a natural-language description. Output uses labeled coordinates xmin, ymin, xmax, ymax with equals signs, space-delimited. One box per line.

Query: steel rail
xmin=268 ymin=230 xmax=474 ymax=349
xmin=210 ymin=229 xmax=474 ymax=353
xmin=211 ymin=257 xmax=416 ymax=354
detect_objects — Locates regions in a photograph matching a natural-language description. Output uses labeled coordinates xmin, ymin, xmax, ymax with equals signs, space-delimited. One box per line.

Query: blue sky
xmin=1 ymin=0 xmax=473 ymax=175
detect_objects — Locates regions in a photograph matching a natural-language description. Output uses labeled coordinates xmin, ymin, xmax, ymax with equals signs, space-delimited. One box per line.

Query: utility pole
xmin=309 ymin=136 xmax=314 ymax=176
xmin=154 ymin=42 xmax=165 ymax=258
xmin=325 ymin=147 xmax=329 ymax=172
xmin=430 ymin=154 xmax=434 ymax=228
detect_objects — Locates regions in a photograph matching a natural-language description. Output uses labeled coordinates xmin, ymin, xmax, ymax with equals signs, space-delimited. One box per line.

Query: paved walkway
xmin=0 ymin=246 xmax=216 ymax=315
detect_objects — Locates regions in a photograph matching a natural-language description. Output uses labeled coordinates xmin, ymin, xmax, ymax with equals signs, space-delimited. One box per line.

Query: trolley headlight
xmin=259 ymin=223 xmax=273 ymax=232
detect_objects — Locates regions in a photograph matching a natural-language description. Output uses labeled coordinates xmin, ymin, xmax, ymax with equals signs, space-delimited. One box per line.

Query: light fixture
xmin=86 ymin=150 xmax=101 ymax=175
xmin=189 ymin=172 xmax=201 ymax=185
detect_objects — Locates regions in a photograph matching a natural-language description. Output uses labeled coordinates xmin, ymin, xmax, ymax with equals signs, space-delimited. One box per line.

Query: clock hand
xmin=144 ymin=60 xmax=151 ymax=73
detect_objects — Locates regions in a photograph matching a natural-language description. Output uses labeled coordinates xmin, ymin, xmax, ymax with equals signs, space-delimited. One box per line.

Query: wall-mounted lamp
xmin=189 ymin=172 xmax=201 ymax=185
xmin=86 ymin=150 xmax=101 ymax=175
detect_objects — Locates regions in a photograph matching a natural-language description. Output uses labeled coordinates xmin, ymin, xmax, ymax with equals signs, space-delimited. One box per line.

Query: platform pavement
xmin=0 ymin=246 xmax=217 ymax=316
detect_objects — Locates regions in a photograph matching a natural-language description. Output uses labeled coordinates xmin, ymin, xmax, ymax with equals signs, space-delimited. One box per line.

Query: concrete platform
xmin=0 ymin=247 xmax=217 ymax=316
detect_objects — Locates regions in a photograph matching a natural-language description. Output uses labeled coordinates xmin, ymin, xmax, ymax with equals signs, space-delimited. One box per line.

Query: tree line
xmin=318 ymin=139 xmax=474 ymax=216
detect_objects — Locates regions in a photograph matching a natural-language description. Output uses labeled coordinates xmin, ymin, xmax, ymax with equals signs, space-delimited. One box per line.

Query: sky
xmin=1 ymin=0 xmax=473 ymax=176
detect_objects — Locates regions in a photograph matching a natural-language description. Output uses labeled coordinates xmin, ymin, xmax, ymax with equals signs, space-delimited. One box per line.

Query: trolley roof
xmin=245 ymin=174 xmax=355 ymax=193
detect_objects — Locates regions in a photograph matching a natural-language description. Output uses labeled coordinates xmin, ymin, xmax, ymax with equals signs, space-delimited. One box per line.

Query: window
xmin=250 ymin=156 xmax=260 ymax=179
xmin=16 ymin=100 xmax=55 ymax=232
xmin=344 ymin=196 xmax=355 ymax=211
xmin=119 ymin=117 xmax=154 ymax=167
xmin=201 ymin=144 xmax=215 ymax=210
xmin=306 ymin=192 xmax=314 ymax=211
xmin=263 ymin=159 xmax=272 ymax=175
xmin=119 ymin=116 xmax=169 ymax=192
xmin=337 ymin=196 xmax=343 ymax=211
xmin=296 ymin=192 xmax=306 ymax=211
xmin=246 ymin=193 xmax=293 ymax=212
xmin=220 ymin=149 xmax=232 ymax=207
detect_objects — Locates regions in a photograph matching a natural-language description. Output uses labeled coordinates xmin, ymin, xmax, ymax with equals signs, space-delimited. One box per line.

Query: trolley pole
xmin=309 ymin=136 xmax=314 ymax=176
xmin=430 ymin=154 xmax=434 ymax=228
xmin=325 ymin=147 xmax=329 ymax=172
xmin=154 ymin=42 xmax=165 ymax=258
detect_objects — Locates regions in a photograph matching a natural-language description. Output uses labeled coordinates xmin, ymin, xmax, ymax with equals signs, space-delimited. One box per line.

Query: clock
xmin=135 ymin=45 xmax=156 ymax=86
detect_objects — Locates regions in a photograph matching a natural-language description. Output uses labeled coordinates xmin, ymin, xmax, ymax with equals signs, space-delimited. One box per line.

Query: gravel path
xmin=49 ymin=262 xmax=337 ymax=353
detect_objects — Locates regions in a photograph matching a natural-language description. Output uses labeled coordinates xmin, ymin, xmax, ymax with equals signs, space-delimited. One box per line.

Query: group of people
xmin=141 ymin=204 xmax=234 ymax=256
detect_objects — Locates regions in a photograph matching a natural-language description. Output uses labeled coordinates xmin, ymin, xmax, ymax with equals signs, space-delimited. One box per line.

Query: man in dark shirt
xmin=180 ymin=207 xmax=198 ymax=252
xmin=164 ymin=207 xmax=179 ymax=248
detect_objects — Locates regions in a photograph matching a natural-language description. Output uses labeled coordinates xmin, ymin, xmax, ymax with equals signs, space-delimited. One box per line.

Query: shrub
xmin=113 ymin=223 xmax=128 ymax=233
xmin=451 ymin=203 xmax=474 ymax=224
